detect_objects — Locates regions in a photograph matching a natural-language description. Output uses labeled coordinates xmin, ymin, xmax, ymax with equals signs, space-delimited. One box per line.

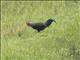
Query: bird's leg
xmin=37 ymin=30 xmax=40 ymax=32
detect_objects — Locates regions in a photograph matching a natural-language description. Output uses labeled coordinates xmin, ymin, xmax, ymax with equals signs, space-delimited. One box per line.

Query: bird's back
xmin=31 ymin=23 xmax=46 ymax=32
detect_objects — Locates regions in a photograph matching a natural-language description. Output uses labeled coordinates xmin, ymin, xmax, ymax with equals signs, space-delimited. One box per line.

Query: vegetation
xmin=1 ymin=1 xmax=80 ymax=60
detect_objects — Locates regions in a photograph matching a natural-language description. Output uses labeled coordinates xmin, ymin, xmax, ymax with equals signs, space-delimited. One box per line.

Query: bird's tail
xmin=26 ymin=21 xmax=33 ymax=27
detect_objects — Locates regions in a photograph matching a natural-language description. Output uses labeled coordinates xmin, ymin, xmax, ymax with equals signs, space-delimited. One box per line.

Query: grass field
xmin=1 ymin=1 xmax=80 ymax=60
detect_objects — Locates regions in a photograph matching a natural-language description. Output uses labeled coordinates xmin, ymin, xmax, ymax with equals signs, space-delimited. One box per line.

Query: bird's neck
xmin=45 ymin=22 xmax=52 ymax=27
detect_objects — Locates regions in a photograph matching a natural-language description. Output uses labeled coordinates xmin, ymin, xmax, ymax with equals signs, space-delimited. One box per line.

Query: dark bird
xmin=26 ymin=19 xmax=56 ymax=32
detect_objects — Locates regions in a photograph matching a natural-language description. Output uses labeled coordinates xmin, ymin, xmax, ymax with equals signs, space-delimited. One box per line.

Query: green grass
xmin=1 ymin=1 xmax=80 ymax=60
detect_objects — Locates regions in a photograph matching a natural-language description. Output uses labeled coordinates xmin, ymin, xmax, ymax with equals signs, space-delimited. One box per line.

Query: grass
xmin=1 ymin=1 xmax=80 ymax=60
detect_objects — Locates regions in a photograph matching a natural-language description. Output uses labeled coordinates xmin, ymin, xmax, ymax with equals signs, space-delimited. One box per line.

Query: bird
xmin=26 ymin=18 xmax=56 ymax=32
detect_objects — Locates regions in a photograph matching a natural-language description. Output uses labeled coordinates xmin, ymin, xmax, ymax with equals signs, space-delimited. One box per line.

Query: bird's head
xmin=47 ymin=18 xmax=56 ymax=23
xmin=45 ymin=18 xmax=56 ymax=27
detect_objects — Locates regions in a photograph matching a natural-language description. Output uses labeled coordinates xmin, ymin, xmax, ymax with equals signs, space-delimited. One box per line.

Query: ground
xmin=1 ymin=1 xmax=80 ymax=60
